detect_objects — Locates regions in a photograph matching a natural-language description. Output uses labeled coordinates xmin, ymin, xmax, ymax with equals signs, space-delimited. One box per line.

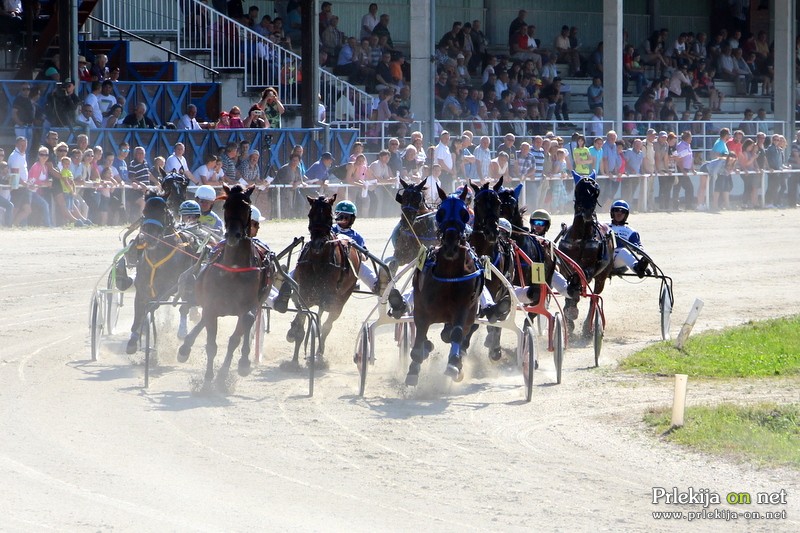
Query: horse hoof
xmin=238 ymin=360 xmax=252 ymax=377
xmin=205 ymin=371 xmax=214 ymax=382
xmin=489 ymin=348 xmax=502 ymax=362
xmin=423 ymin=340 xmax=434 ymax=353
xmin=177 ymin=345 xmax=190 ymax=363
xmin=405 ymin=372 xmax=419 ymax=386
xmin=126 ymin=337 xmax=139 ymax=354
xmin=286 ymin=322 xmax=304 ymax=343
xmin=444 ymin=363 xmax=461 ymax=381
xmin=440 ymin=325 xmax=452 ymax=343
xmin=565 ymin=306 xmax=579 ymax=321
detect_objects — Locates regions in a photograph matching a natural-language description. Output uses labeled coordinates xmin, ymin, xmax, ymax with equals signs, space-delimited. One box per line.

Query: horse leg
xmin=406 ymin=320 xmax=432 ymax=386
xmin=485 ymin=325 xmax=502 ymax=361
xmin=177 ymin=317 xmax=205 ymax=363
xmin=289 ymin=313 xmax=307 ymax=367
xmin=236 ymin=310 xmax=257 ymax=377
xmin=444 ymin=325 xmax=465 ymax=381
xmin=126 ymin=290 xmax=147 ymax=354
xmin=318 ymin=306 xmax=344 ymax=362
xmin=177 ymin=303 xmax=190 ymax=340
xmin=583 ymin=276 xmax=607 ymax=338
xmin=204 ymin=317 xmax=218 ymax=381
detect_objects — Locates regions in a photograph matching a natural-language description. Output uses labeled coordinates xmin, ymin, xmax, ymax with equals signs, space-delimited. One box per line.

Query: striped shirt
xmin=530 ymin=148 xmax=546 ymax=178
xmin=128 ymin=160 xmax=151 ymax=184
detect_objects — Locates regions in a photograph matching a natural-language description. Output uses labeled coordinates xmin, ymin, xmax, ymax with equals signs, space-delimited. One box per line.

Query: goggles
xmin=531 ymin=219 xmax=548 ymax=227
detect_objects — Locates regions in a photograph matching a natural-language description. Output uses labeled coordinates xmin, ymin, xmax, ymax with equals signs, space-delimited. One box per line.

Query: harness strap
xmin=144 ymin=247 xmax=178 ymax=297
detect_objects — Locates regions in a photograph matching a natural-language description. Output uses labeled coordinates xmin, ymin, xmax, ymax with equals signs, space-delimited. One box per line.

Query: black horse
xmin=385 ymin=178 xmax=438 ymax=273
xmin=125 ymin=196 xmax=196 ymax=354
xmin=406 ymin=186 xmax=483 ymax=385
xmin=469 ymin=178 xmax=514 ymax=361
xmin=557 ymin=175 xmax=613 ymax=337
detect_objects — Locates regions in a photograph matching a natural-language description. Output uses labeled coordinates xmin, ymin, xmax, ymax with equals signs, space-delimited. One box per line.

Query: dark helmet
xmin=610 ymin=199 xmax=630 ymax=223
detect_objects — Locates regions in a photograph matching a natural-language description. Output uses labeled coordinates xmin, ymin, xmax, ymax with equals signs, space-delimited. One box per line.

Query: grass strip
xmin=621 ymin=316 xmax=800 ymax=378
xmin=645 ymin=403 xmax=800 ymax=468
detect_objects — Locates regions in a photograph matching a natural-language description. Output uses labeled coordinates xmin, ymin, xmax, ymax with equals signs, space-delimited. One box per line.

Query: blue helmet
xmin=611 ymin=199 xmax=630 ymax=223
xmin=179 ymin=200 xmax=201 ymax=216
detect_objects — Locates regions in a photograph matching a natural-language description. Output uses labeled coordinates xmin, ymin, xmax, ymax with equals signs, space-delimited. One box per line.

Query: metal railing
xmin=98 ymin=0 xmax=179 ymax=36
xmin=175 ymin=0 xmax=373 ymax=115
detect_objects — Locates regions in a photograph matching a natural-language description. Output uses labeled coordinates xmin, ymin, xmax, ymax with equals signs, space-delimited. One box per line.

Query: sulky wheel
xmin=553 ymin=312 xmax=565 ymax=384
xmin=523 ymin=328 xmax=536 ymax=402
xmin=358 ymin=325 xmax=370 ymax=397
xmin=90 ymin=292 xmax=104 ymax=362
xmin=592 ymin=308 xmax=603 ymax=368
xmin=105 ymin=273 xmax=122 ymax=335
xmin=399 ymin=322 xmax=410 ymax=363
xmin=307 ymin=317 xmax=319 ymax=397
xmin=251 ymin=307 xmax=267 ymax=365
xmin=659 ymin=284 xmax=673 ymax=341
xmin=142 ymin=310 xmax=157 ymax=388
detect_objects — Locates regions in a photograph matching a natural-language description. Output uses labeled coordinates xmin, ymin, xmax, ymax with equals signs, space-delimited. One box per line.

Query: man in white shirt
xmin=84 ymin=81 xmax=104 ymax=126
xmin=434 ymin=130 xmax=454 ymax=191
xmin=165 ymin=142 xmax=196 ymax=183
xmin=96 ymin=80 xmax=116 ymax=116
xmin=177 ymin=104 xmax=203 ymax=130
xmin=360 ymin=2 xmax=379 ymax=40
xmin=76 ymin=103 xmax=99 ymax=128
xmin=473 ymin=135 xmax=492 ymax=180
xmin=193 ymin=154 xmax=223 ymax=185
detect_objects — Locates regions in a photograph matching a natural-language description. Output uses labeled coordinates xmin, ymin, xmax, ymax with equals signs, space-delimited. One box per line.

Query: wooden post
xmin=671 ymin=374 xmax=688 ymax=427
xmin=675 ymin=298 xmax=703 ymax=350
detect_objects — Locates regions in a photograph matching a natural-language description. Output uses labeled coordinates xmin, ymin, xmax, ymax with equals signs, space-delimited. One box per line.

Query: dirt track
xmin=1 ymin=209 xmax=799 ymax=532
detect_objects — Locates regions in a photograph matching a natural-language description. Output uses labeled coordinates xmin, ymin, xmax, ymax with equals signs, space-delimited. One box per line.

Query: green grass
xmin=644 ymin=403 xmax=800 ymax=468
xmin=620 ymin=316 xmax=800 ymax=378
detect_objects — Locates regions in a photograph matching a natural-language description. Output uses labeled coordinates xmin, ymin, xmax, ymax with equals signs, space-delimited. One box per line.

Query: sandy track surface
xmin=1 ymin=209 xmax=799 ymax=532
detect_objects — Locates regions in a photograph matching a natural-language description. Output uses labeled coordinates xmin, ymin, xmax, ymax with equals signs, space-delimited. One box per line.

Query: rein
xmin=426 ymin=248 xmax=484 ymax=283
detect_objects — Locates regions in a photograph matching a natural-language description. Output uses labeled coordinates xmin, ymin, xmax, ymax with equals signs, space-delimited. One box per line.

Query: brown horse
xmin=469 ymin=178 xmax=514 ymax=361
xmin=557 ymin=176 xmax=613 ymax=337
xmin=386 ymin=178 xmax=438 ymax=273
xmin=124 ymin=196 xmax=196 ymax=354
xmin=285 ymin=194 xmax=361 ymax=366
xmin=406 ymin=186 xmax=483 ymax=385
xmin=177 ymin=185 xmax=274 ymax=381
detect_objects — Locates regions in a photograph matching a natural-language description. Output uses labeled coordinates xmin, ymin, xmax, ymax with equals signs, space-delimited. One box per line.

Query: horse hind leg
xmin=236 ymin=310 xmax=257 ymax=377
xmin=126 ymin=291 xmax=147 ymax=354
xmin=485 ymin=325 xmax=502 ymax=361
xmin=286 ymin=313 xmax=307 ymax=368
xmin=444 ymin=325 xmax=465 ymax=381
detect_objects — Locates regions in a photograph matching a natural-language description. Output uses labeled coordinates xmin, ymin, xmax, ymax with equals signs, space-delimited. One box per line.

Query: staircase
xmin=96 ymin=0 xmax=372 ymax=121
xmin=16 ymin=0 xmax=102 ymax=79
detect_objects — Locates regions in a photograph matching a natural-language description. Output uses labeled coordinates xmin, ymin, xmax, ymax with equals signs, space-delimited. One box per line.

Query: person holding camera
xmin=243 ymin=105 xmax=268 ymax=128
xmin=257 ymin=88 xmax=285 ymax=128
xmin=45 ymin=79 xmax=80 ymax=128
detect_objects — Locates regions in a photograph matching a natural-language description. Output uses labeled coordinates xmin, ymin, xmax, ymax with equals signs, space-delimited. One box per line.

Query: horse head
xmin=307 ymin=193 xmax=336 ymax=238
xmin=573 ymin=176 xmax=600 ymax=223
xmin=497 ymin=180 xmax=526 ymax=231
xmin=161 ymin=172 xmax=190 ymax=216
xmin=140 ymin=196 xmax=170 ymax=247
xmin=435 ymin=186 xmax=470 ymax=260
xmin=470 ymin=179 xmax=502 ymax=239
xmin=396 ymin=178 xmax=427 ymax=225
xmin=222 ymin=184 xmax=254 ymax=247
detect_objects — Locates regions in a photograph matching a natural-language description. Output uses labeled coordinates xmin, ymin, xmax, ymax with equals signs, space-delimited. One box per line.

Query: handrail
xmin=87 ymin=15 xmax=220 ymax=81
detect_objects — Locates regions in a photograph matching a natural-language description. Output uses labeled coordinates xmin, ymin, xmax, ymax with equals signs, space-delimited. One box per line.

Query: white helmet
xmin=250 ymin=206 xmax=265 ymax=222
xmin=498 ymin=218 xmax=512 ymax=235
xmin=194 ymin=185 xmax=217 ymax=201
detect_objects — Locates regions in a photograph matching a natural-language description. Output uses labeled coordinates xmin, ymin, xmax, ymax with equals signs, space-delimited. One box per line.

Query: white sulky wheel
xmin=553 ymin=312 xmax=565 ymax=384
xmin=660 ymin=284 xmax=673 ymax=341
xmin=593 ymin=308 xmax=603 ymax=368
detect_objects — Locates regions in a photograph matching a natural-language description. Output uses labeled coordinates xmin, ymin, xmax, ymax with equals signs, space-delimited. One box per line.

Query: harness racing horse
xmin=469 ymin=178 xmax=514 ymax=361
xmin=406 ymin=186 xmax=483 ymax=385
xmin=125 ymin=196 xmax=196 ymax=354
xmin=285 ymin=194 xmax=362 ymax=366
xmin=497 ymin=182 xmax=557 ymax=299
xmin=385 ymin=178 xmax=438 ymax=273
xmin=557 ymin=175 xmax=613 ymax=337
xmin=178 ymin=185 xmax=275 ymax=381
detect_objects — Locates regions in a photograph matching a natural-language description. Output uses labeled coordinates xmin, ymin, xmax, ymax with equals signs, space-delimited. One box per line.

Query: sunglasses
xmin=531 ymin=219 xmax=547 ymax=227
xmin=611 ymin=208 xmax=626 ymax=213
